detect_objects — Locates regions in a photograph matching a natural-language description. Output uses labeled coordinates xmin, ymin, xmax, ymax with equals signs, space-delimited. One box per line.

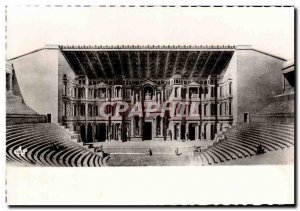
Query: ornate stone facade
xmin=61 ymin=73 xmax=233 ymax=142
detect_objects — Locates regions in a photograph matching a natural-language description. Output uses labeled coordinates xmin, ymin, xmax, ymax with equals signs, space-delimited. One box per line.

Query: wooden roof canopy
xmin=60 ymin=45 xmax=235 ymax=80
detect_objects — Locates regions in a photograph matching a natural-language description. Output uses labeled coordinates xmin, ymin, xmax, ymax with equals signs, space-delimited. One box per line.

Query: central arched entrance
xmin=143 ymin=122 xmax=152 ymax=140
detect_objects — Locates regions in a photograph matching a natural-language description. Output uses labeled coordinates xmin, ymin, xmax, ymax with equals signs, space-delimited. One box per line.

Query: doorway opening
xmin=180 ymin=124 xmax=186 ymax=140
xmin=87 ymin=124 xmax=93 ymax=142
xmin=96 ymin=124 xmax=106 ymax=142
xmin=143 ymin=122 xmax=152 ymax=140
xmin=244 ymin=112 xmax=250 ymax=123
xmin=46 ymin=114 xmax=51 ymax=123
xmin=80 ymin=125 xmax=86 ymax=143
xmin=188 ymin=124 xmax=196 ymax=141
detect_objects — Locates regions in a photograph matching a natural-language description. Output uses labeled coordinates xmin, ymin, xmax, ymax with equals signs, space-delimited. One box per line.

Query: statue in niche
xmin=126 ymin=127 xmax=130 ymax=141
xmin=100 ymin=90 xmax=105 ymax=98
xmin=185 ymin=132 xmax=189 ymax=142
xmin=145 ymin=90 xmax=151 ymax=101
xmin=157 ymin=92 xmax=161 ymax=101
xmin=66 ymin=103 xmax=71 ymax=116
xmin=135 ymin=92 xmax=139 ymax=102
xmin=156 ymin=117 xmax=161 ymax=136
xmin=117 ymin=127 xmax=121 ymax=141
xmin=108 ymin=130 xmax=111 ymax=142
xmin=135 ymin=126 xmax=140 ymax=136
xmin=157 ymin=124 xmax=160 ymax=136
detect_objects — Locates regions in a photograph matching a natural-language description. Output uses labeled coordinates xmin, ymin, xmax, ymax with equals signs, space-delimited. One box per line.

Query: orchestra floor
xmin=104 ymin=146 xmax=294 ymax=166
xmin=88 ymin=140 xmax=212 ymax=166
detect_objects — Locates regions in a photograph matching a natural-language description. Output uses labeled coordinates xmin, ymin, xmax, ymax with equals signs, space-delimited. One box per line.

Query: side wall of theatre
xmin=9 ymin=49 xmax=59 ymax=123
xmin=58 ymin=51 xmax=77 ymax=123
xmin=236 ymin=50 xmax=285 ymax=123
xmin=219 ymin=51 xmax=238 ymax=124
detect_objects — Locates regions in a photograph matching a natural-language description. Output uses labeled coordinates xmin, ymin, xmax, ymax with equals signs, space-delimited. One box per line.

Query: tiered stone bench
xmin=195 ymin=123 xmax=294 ymax=165
xmin=6 ymin=123 xmax=104 ymax=167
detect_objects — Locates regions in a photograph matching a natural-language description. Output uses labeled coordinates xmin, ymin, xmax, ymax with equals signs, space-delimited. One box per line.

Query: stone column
xmin=195 ymin=124 xmax=199 ymax=141
xmin=206 ymin=103 xmax=211 ymax=116
xmin=205 ymin=123 xmax=208 ymax=140
xmin=179 ymin=87 xmax=181 ymax=98
xmin=92 ymin=124 xmax=96 ymax=142
xmin=138 ymin=118 xmax=142 ymax=136
xmin=200 ymin=124 xmax=204 ymax=141
xmin=108 ymin=124 xmax=112 ymax=141
xmin=111 ymin=124 xmax=114 ymax=140
xmin=114 ymin=124 xmax=116 ymax=140
xmin=207 ymin=123 xmax=212 ymax=141
xmin=186 ymin=88 xmax=189 ymax=99
xmin=85 ymin=103 xmax=88 ymax=118
xmin=131 ymin=118 xmax=134 ymax=137
xmin=160 ymin=118 xmax=163 ymax=136
xmin=169 ymin=122 xmax=173 ymax=141
xmin=118 ymin=123 xmax=122 ymax=141
xmin=131 ymin=90 xmax=134 ymax=105
xmin=185 ymin=123 xmax=189 ymax=141
xmin=216 ymin=123 xmax=220 ymax=134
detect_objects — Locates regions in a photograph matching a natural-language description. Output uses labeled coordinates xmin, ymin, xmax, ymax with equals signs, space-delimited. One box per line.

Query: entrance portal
xmin=87 ymin=124 xmax=93 ymax=142
xmin=244 ymin=113 xmax=250 ymax=123
xmin=80 ymin=125 xmax=86 ymax=143
xmin=188 ymin=124 xmax=195 ymax=141
xmin=47 ymin=114 xmax=51 ymax=123
xmin=180 ymin=125 xmax=186 ymax=140
xmin=143 ymin=122 xmax=152 ymax=140
xmin=96 ymin=124 xmax=106 ymax=142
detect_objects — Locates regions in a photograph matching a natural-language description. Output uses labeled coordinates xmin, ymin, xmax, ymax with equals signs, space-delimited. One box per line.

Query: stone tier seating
xmin=194 ymin=123 xmax=294 ymax=165
xmin=6 ymin=123 xmax=105 ymax=167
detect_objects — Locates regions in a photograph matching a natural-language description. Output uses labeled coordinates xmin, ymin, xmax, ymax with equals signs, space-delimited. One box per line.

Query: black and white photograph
xmin=4 ymin=4 xmax=295 ymax=206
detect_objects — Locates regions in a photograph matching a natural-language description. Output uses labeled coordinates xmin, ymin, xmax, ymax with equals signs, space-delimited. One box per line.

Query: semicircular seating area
xmin=6 ymin=123 xmax=103 ymax=167
xmin=194 ymin=123 xmax=294 ymax=165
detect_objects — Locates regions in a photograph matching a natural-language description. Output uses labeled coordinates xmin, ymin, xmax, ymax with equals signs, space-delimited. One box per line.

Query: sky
xmin=6 ymin=6 xmax=294 ymax=60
